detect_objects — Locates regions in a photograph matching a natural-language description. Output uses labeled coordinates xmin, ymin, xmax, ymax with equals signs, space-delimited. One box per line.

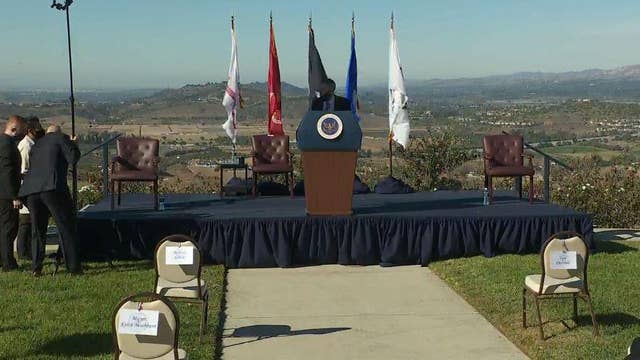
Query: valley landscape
xmin=2 ymin=64 xmax=640 ymax=195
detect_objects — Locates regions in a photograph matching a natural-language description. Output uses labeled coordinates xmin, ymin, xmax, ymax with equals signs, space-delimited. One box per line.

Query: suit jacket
xmin=311 ymin=95 xmax=351 ymax=111
xmin=0 ymin=134 xmax=21 ymax=200
xmin=19 ymin=132 xmax=80 ymax=198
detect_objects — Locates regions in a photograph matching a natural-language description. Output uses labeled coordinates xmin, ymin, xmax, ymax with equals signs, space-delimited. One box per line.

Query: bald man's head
xmin=47 ymin=125 xmax=61 ymax=134
xmin=4 ymin=115 xmax=26 ymax=138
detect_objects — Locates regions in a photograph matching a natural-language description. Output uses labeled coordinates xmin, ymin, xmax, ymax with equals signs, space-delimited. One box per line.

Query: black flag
xmin=308 ymin=21 xmax=328 ymax=109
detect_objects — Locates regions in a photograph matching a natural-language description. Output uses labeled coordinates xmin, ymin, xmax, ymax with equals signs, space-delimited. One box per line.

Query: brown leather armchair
xmin=251 ymin=135 xmax=294 ymax=198
xmin=110 ymin=137 xmax=160 ymax=210
xmin=483 ymin=134 xmax=534 ymax=204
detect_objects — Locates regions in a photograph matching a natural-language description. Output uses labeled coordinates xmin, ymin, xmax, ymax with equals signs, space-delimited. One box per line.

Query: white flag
xmin=222 ymin=23 xmax=240 ymax=143
xmin=388 ymin=19 xmax=410 ymax=148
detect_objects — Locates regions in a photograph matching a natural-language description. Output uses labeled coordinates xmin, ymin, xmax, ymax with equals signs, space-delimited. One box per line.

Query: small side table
xmin=216 ymin=162 xmax=249 ymax=197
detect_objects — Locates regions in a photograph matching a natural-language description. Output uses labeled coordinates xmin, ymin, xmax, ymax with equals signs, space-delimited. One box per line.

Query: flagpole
xmin=389 ymin=12 xmax=395 ymax=178
xmin=231 ymin=15 xmax=237 ymax=158
xmin=352 ymin=11 xmax=355 ymax=34
xmin=268 ymin=10 xmax=273 ymax=136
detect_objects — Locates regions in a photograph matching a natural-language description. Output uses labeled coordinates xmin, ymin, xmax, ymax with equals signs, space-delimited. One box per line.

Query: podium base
xmin=302 ymin=151 xmax=357 ymax=216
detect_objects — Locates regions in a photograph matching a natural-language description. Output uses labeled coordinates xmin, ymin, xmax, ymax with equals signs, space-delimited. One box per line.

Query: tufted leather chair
xmin=483 ymin=134 xmax=535 ymax=204
xmin=251 ymin=135 xmax=293 ymax=197
xmin=110 ymin=137 xmax=160 ymax=210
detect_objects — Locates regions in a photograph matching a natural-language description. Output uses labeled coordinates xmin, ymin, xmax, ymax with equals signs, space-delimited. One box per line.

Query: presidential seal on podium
xmin=316 ymin=113 xmax=343 ymax=140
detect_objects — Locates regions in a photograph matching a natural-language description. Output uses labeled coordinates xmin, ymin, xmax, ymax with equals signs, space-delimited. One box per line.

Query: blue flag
xmin=345 ymin=22 xmax=359 ymax=122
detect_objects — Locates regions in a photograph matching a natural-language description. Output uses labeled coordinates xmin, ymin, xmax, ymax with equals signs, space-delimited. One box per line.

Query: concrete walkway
xmin=594 ymin=228 xmax=640 ymax=241
xmin=222 ymin=265 xmax=527 ymax=360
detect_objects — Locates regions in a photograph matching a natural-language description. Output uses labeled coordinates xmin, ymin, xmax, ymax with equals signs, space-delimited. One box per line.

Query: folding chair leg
xmin=584 ymin=294 xmax=600 ymax=336
xmin=205 ymin=295 xmax=209 ymax=326
xmin=199 ymin=297 xmax=208 ymax=343
xmin=117 ymin=181 xmax=122 ymax=206
xmin=522 ymin=288 xmax=527 ymax=328
xmin=534 ymin=296 xmax=544 ymax=340
xmin=572 ymin=294 xmax=578 ymax=322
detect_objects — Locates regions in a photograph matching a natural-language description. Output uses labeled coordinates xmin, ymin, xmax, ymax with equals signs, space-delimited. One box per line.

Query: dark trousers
xmin=16 ymin=214 xmax=32 ymax=259
xmin=0 ymin=200 xmax=19 ymax=270
xmin=28 ymin=191 xmax=81 ymax=273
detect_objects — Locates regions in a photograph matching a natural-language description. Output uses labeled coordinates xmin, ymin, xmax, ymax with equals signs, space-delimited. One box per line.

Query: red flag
xmin=267 ymin=18 xmax=284 ymax=135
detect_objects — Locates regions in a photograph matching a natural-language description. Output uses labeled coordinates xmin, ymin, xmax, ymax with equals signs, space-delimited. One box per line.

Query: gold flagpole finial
xmin=391 ymin=12 xmax=394 ymax=29
xmin=270 ymin=11 xmax=272 ymax=24
xmin=231 ymin=15 xmax=235 ymax=30
xmin=308 ymin=12 xmax=312 ymax=31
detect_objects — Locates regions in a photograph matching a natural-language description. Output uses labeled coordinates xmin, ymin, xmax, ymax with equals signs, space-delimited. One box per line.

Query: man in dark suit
xmin=311 ymin=78 xmax=351 ymax=111
xmin=19 ymin=126 xmax=81 ymax=275
xmin=0 ymin=115 xmax=26 ymax=271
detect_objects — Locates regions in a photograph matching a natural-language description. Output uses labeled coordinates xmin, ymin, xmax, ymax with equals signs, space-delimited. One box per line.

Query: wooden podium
xmin=296 ymin=111 xmax=362 ymax=215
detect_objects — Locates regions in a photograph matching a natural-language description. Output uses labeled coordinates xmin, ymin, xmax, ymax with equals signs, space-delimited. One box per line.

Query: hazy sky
xmin=3 ymin=0 xmax=640 ymax=90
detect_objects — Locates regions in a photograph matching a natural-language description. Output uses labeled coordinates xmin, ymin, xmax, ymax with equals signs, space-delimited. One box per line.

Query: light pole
xmin=51 ymin=0 xmax=78 ymax=211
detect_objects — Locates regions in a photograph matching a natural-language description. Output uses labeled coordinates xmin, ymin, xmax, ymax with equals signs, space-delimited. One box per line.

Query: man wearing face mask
xmin=15 ymin=117 xmax=45 ymax=260
xmin=0 ymin=115 xmax=26 ymax=271
xmin=311 ymin=78 xmax=351 ymax=111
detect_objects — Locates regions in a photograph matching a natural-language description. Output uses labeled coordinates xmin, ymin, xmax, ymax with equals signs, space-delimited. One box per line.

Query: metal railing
xmin=501 ymin=131 xmax=573 ymax=203
xmin=78 ymin=134 xmax=122 ymax=199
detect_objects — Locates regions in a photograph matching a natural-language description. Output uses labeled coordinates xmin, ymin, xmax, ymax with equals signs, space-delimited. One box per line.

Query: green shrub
xmin=397 ymin=130 xmax=474 ymax=191
xmin=553 ymin=156 xmax=640 ymax=228
xmin=78 ymin=185 xmax=102 ymax=209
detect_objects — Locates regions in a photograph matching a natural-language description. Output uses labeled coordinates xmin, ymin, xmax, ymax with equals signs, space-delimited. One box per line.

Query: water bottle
xmin=158 ymin=197 xmax=166 ymax=211
xmin=482 ymin=188 xmax=489 ymax=205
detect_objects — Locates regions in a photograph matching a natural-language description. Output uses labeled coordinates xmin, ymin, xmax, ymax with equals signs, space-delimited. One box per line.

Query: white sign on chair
xmin=118 ymin=309 xmax=160 ymax=336
xmin=165 ymin=246 xmax=194 ymax=265
xmin=550 ymin=251 xmax=577 ymax=270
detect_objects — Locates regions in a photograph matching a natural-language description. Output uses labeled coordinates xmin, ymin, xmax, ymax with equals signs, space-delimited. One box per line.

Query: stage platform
xmin=77 ymin=191 xmax=594 ymax=268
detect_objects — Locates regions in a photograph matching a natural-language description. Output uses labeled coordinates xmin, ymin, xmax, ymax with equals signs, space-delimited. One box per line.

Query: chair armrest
xmin=521 ymin=153 xmax=534 ymax=167
xmin=247 ymin=152 xmax=256 ymax=169
xmin=110 ymin=156 xmax=124 ymax=174
xmin=482 ymin=153 xmax=495 ymax=168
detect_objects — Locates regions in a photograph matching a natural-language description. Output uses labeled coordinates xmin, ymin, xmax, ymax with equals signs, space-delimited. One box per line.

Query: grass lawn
xmin=0 ymin=261 xmax=225 ymax=360
xmin=545 ymin=145 xmax=619 ymax=160
xmin=430 ymin=240 xmax=640 ymax=359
